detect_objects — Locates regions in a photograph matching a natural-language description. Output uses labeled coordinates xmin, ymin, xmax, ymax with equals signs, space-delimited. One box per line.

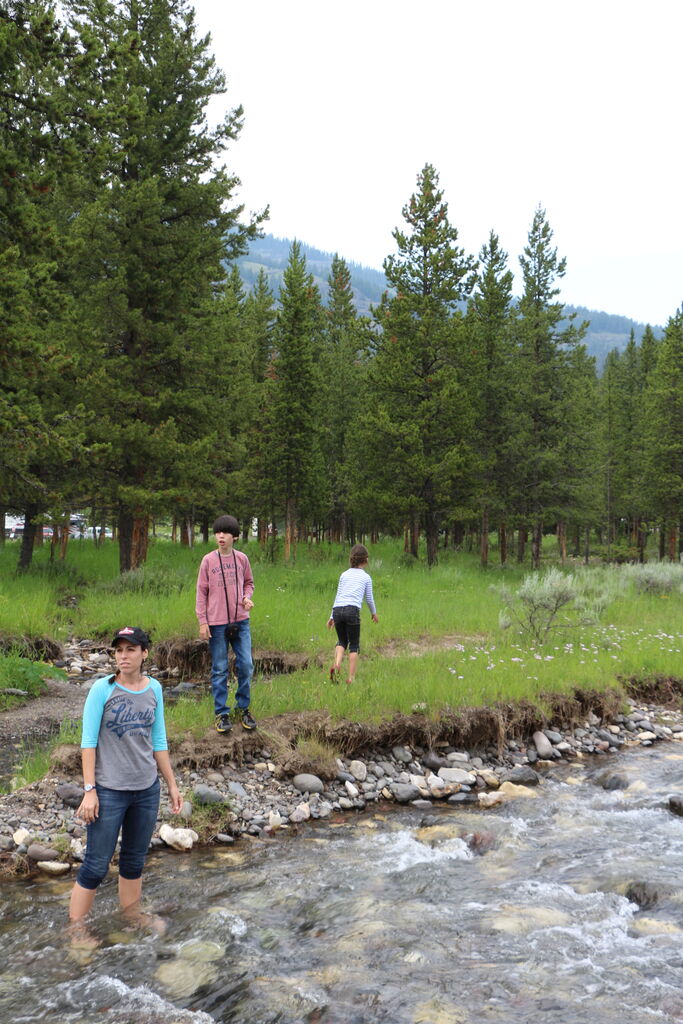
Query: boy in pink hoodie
xmin=196 ymin=515 xmax=256 ymax=733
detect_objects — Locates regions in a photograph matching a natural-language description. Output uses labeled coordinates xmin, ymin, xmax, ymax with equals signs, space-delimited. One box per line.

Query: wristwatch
xmin=84 ymin=784 xmax=96 ymax=792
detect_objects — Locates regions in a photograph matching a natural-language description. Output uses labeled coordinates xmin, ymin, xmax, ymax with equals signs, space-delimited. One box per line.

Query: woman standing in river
xmin=68 ymin=627 xmax=182 ymax=923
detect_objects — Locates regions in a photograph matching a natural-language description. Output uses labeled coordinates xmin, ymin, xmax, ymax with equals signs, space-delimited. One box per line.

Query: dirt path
xmin=376 ymin=632 xmax=487 ymax=658
xmin=0 ymin=677 xmax=87 ymax=744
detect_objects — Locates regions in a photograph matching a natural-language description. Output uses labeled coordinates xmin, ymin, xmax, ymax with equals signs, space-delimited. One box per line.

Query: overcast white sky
xmin=191 ymin=0 xmax=682 ymax=327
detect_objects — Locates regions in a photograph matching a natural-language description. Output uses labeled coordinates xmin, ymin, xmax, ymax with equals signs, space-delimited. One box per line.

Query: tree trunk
xmin=558 ymin=521 xmax=567 ymax=564
xmin=17 ymin=503 xmax=39 ymax=571
xmin=410 ymin=515 xmax=419 ymax=558
xmin=584 ymin=525 xmax=591 ymax=564
xmin=284 ymin=497 xmax=296 ymax=563
xmin=180 ymin=517 xmax=192 ymax=546
xmin=499 ymin=520 xmax=507 ymax=566
xmin=50 ymin=525 xmax=59 ymax=562
xmin=58 ymin=525 xmax=68 ymax=560
xmin=637 ymin=520 xmax=646 ymax=563
xmin=517 ymin=526 xmax=527 ymax=564
xmin=668 ymin=522 xmax=677 ymax=562
xmin=658 ymin=523 xmax=666 ymax=560
xmin=531 ymin=519 xmax=542 ymax=570
xmin=425 ymin=510 xmax=439 ymax=567
xmin=201 ymin=516 xmax=209 ymax=544
xmin=119 ymin=509 xmax=150 ymax=572
xmin=480 ymin=508 xmax=489 ymax=568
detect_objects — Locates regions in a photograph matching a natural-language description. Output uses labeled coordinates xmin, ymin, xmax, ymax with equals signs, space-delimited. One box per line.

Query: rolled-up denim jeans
xmin=76 ymin=778 xmax=160 ymax=890
xmin=208 ymin=619 xmax=253 ymax=715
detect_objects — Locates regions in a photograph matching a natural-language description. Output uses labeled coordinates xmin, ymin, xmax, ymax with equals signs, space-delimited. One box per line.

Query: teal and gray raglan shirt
xmin=81 ymin=675 xmax=168 ymax=790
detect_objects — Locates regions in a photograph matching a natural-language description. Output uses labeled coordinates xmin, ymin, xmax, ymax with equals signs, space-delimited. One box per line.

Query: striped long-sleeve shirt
xmin=330 ymin=567 xmax=376 ymax=618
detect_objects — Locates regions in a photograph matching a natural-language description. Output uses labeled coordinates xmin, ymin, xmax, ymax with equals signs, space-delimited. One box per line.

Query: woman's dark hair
xmin=213 ymin=514 xmax=240 ymax=537
xmin=349 ymin=543 xmax=369 ymax=568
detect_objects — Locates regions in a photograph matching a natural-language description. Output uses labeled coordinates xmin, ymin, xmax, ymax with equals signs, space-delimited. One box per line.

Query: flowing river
xmin=1 ymin=744 xmax=682 ymax=1024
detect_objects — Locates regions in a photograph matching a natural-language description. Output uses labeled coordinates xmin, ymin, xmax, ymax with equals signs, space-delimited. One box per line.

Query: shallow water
xmin=2 ymin=745 xmax=683 ymax=1024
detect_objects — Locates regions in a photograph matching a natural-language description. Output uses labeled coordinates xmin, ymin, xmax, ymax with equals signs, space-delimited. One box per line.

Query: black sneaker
xmin=215 ymin=713 xmax=232 ymax=734
xmin=240 ymin=708 xmax=256 ymax=731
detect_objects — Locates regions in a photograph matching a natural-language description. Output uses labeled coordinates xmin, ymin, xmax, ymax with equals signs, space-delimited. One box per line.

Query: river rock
xmin=36 ymin=860 xmax=71 ymax=876
xmin=532 ymin=731 xmax=554 ymax=758
xmin=193 ymin=784 xmax=227 ymax=806
xmin=503 ymin=766 xmax=540 ymax=786
xmin=544 ymin=729 xmax=564 ymax=744
xmin=289 ymin=802 xmax=311 ymax=823
xmin=477 ymin=770 xmax=500 ymax=788
xmin=13 ymin=828 xmax=30 ymax=846
xmin=422 ymin=751 xmax=447 ymax=770
xmin=392 ymin=746 xmax=413 ymax=763
xmin=438 ymin=767 xmax=477 ymax=786
xmin=27 ymin=843 xmax=59 ymax=861
xmin=228 ymin=781 xmax=247 ymax=799
xmin=597 ymin=771 xmax=629 ymax=791
xmin=479 ymin=791 xmax=505 ymax=807
xmin=55 ymin=783 xmax=83 ymax=808
xmin=669 ymin=796 xmax=683 ymax=817
xmin=292 ymin=774 xmax=324 ymax=794
xmin=159 ymin=824 xmax=199 ymax=850
xmin=268 ymin=811 xmax=282 ymax=830
xmin=349 ymin=760 xmax=367 ymax=782
xmin=498 ymin=781 xmax=539 ymax=800
xmin=70 ymin=838 xmax=85 ymax=860
xmin=390 ymin=782 xmax=423 ymax=803
xmin=345 ymin=781 xmax=359 ymax=798
xmin=426 ymin=775 xmax=447 ymax=796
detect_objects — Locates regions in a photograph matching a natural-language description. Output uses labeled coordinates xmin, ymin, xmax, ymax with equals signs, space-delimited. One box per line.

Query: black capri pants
xmin=332 ymin=605 xmax=361 ymax=653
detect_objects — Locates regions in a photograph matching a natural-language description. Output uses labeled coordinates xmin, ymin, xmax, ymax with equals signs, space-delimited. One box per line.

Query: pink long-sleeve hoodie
xmin=195 ymin=549 xmax=254 ymax=626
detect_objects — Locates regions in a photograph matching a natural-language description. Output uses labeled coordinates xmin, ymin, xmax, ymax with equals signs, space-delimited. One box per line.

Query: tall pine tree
xmin=360 ymin=164 xmax=476 ymax=565
xmin=68 ymin=0 xmax=264 ymax=570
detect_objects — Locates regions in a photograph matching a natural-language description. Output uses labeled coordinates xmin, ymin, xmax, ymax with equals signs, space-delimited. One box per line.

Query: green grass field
xmin=2 ymin=538 xmax=683 ymax=730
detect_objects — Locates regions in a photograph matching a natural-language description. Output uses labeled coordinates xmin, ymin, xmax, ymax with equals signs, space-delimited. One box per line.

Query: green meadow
xmin=1 ymin=538 xmax=683 ymax=736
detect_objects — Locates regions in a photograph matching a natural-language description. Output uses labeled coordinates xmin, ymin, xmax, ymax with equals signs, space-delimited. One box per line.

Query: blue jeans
xmin=77 ymin=778 xmax=160 ymax=890
xmin=208 ymin=619 xmax=253 ymax=715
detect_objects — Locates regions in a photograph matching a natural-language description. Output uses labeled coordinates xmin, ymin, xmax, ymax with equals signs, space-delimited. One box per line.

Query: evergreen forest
xmin=3 ymin=0 xmax=683 ymax=573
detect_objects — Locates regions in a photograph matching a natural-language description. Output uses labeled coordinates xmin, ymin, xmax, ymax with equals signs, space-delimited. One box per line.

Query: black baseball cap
xmin=111 ymin=626 xmax=150 ymax=648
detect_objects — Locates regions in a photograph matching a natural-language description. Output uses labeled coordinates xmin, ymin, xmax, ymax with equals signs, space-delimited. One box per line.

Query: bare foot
xmin=67 ymin=921 xmax=101 ymax=951
xmin=122 ymin=906 xmax=167 ymax=935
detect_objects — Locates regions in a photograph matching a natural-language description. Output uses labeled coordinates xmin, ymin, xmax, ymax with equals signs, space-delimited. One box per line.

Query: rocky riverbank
xmin=2 ymin=691 xmax=682 ymax=880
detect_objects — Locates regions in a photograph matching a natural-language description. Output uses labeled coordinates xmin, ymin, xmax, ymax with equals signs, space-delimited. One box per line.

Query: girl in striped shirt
xmin=327 ymin=544 xmax=378 ymax=685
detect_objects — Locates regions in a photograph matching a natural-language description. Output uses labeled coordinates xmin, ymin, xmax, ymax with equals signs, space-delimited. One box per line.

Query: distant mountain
xmin=561 ymin=306 xmax=663 ymax=368
xmin=237 ymin=235 xmax=663 ymax=365
xmin=236 ymin=234 xmax=386 ymax=317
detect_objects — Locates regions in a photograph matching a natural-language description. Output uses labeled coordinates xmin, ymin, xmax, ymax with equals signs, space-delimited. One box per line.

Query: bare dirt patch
xmin=154 ymin=638 xmax=314 ymax=677
xmin=0 ymin=676 xmax=85 ymax=744
xmin=376 ymin=633 xmax=488 ymax=658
